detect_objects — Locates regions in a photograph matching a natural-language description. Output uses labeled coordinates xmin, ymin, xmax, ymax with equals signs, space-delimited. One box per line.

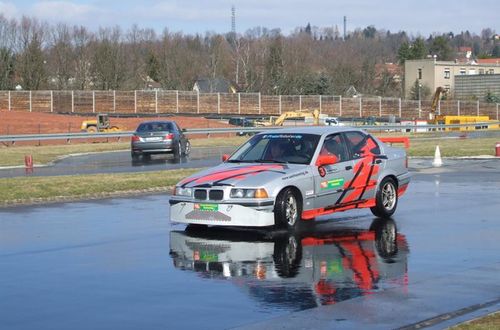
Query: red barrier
xmin=378 ymin=137 xmax=410 ymax=149
xmin=496 ymin=142 xmax=500 ymax=157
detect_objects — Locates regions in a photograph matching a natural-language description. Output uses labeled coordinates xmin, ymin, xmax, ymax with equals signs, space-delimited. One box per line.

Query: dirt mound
xmin=0 ymin=111 xmax=229 ymax=135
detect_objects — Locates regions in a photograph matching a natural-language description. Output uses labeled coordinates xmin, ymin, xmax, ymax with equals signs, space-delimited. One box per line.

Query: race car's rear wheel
xmin=275 ymin=188 xmax=302 ymax=230
xmin=370 ymin=177 xmax=398 ymax=218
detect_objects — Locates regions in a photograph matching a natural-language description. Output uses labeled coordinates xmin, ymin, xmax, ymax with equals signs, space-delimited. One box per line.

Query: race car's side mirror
xmin=316 ymin=154 xmax=338 ymax=167
xmin=222 ymin=154 xmax=230 ymax=162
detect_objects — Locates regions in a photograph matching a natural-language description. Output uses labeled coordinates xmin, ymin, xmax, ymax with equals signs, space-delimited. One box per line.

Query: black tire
xmin=183 ymin=140 xmax=191 ymax=156
xmin=371 ymin=218 xmax=398 ymax=259
xmin=174 ymin=141 xmax=182 ymax=158
xmin=370 ymin=177 xmax=398 ymax=218
xmin=274 ymin=188 xmax=302 ymax=230
xmin=131 ymin=152 xmax=140 ymax=161
xmin=273 ymin=234 xmax=302 ymax=278
xmin=87 ymin=126 xmax=97 ymax=133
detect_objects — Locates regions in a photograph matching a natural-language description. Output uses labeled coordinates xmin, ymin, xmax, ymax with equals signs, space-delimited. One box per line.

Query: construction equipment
xmin=255 ymin=109 xmax=320 ymax=127
xmin=81 ymin=114 xmax=122 ymax=133
xmin=429 ymin=86 xmax=446 ymax=121
xmin=428 ymin=87 xmax=498 ymax=131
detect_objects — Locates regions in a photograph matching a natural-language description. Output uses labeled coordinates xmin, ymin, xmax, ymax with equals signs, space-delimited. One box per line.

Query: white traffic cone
xmin=432 ymin=145 xmax=443 ymax=167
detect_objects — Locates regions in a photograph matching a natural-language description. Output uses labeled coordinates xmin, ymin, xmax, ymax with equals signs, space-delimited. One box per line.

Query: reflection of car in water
xmin=169 ymin=218 xmax=408 ymax=309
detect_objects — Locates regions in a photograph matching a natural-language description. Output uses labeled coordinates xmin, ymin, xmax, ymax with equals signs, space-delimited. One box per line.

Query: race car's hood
xmin=177 ymin=162 xmax=307 ymax=188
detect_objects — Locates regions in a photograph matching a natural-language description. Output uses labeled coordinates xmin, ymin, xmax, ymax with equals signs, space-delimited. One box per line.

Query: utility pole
xmin=343 ymin=16 xmax=347 ymax=40
xmin=232 ymin=5 xmax=239 ymax=85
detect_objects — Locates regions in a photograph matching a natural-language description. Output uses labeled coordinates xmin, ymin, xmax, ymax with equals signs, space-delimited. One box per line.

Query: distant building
xmin=404 ymin=59 xmax=500 ymax=99
xmin=192 ymin=78 xmax=238 ymax=93
xmin=375 ymin=62 xmax=402 ymax=83
xmin=455 ymin=74 xmax=500 ymax=100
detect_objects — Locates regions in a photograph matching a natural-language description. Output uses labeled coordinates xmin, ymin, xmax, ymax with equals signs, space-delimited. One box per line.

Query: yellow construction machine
xmin=428 ymin=87 xmax=498 ymax=131
xmin=81 ymin=114 xmax=122 ymax=133
xmin=255 ymin=109 xmax=320 ymax=127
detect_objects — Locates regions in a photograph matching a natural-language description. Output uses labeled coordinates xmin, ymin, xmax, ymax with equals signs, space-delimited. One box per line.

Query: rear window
xmin=137 ymin=122 xmax=173 ymax=132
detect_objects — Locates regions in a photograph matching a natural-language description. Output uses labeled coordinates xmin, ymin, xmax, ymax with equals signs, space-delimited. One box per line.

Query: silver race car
xmin=169 ymin=126 xmax=410 ymax=229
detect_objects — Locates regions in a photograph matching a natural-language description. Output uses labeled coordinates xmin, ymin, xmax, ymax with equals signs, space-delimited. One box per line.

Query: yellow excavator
xmin=429 ymin=86 xmax=445 ymax=121
xmin=255 ymin=109 xmax=320 ymax=127
xmin=81 ymin=114 xmax=122 ymax=133
xmin=428 ymin=87 xmax=496 ymax=131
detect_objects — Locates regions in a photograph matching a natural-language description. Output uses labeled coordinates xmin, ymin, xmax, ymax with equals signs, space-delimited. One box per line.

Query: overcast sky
xmin=1 ymin=0 xmax=498 ymax=36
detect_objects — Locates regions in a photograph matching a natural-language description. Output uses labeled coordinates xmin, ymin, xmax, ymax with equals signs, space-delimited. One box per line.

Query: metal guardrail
xmin=0 ymin=122 xmax=499 ymax=143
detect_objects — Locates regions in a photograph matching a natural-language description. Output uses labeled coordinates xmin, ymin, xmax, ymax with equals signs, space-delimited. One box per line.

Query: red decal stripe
xmin=180 ymin=164 xmax=284 ymax=186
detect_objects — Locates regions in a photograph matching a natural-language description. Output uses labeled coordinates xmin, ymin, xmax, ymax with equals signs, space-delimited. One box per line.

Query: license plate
xmin=194 ymin=203 xmax=219 ymax=211
xmin=145 ymin=137 xmax=162 ymax=142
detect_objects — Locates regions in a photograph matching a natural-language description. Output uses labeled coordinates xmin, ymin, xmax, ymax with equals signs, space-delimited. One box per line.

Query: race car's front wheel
xmin=273 ymin=234 xmax=302 ymax=278
xmin=370 ymin=177 xmax=398 ymax=218
xmin=275 ymin=188 xmax=302 ymax=230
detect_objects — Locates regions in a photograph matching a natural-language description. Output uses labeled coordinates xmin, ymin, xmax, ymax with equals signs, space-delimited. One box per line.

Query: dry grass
xmin=0 ymin=168 xmax=200 ymax=205
xmin=450 ymin=312 xmax=500 ymax=330
xmin=408 ymin=137 xmax=499 ymax=157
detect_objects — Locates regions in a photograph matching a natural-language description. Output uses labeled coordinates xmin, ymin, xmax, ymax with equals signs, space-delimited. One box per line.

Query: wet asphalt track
xmin=0 ymin=159 xmax=499 ymax=329
xmin=0 ymin=146 xmax=236 ymax=178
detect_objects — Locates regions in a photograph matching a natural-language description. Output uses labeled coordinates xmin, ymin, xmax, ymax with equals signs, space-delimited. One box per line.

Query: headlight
xmin=230 ymin=188 xmax=268 ymax=199
xmin=175 ymin=187 xmax=193 ymax=197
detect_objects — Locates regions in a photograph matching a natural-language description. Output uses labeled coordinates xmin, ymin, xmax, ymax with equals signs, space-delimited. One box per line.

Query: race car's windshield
xmin=228 ymin=133 xmax=320 ymax=165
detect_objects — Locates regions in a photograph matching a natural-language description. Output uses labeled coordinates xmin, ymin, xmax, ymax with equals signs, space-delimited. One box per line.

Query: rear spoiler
xmin=378 ymin=137 xmax=410 ymax=149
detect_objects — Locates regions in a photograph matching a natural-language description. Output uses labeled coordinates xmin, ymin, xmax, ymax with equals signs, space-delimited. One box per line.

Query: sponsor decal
xmin=320 ymin=178 xmax=345 ymax=190
xmin=282 ymin=171 xmax=308 ymax=180
xmin=305 ymin=190 xmax=314 ymax=196
xmin=328 ymin=259 xmax=343 ymax=274
xmin=194 ymin=203 xmax=219 ymax=211
xmin=318 ymin=166 xmax=326 ymax=177
xmin=194 ymin=251 xmax=218 ymax=262
xmin=180 ymin=164 xmax=286 ymax=187
xmin=262 ymin=134 xmax=303 ymax=139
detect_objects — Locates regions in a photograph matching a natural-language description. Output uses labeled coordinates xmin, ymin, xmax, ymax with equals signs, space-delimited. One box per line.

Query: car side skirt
xmin=301 ymin=198 xmax=376 ymax=220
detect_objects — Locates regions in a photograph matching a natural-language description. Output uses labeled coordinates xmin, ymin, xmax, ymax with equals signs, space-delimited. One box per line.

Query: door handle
xmin=374 ymin=159 xmax=382 ymax=164
xmin=345 ymin=165 xmax=353 ymax=170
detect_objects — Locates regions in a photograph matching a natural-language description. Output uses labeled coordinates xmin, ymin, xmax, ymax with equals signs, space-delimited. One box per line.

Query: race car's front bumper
xmin=169 ymin=199 xmax=275 ymax=227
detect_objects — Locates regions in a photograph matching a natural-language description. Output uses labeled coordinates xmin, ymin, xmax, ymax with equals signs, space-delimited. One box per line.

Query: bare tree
xmin=72 ymin=25 xmax=93 ymax=90
xmin=91 ymin=26 xmax=126 ymax=90
xmin=16 ymin=16 xmax=48 ymax=90
xmin=0 ymin=15 xmax=17 ymax=90
xmin=47 ymin=23 xmax=74 ymax=89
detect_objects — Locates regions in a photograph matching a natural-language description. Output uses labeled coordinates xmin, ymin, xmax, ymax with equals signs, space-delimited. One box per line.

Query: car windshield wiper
xmin=254 ymin=159 xmax=288 ymax=164
xmin=226 ymin=159 xmax=252 ymax=163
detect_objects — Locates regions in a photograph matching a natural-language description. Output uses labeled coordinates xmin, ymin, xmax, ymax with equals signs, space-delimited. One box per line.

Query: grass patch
xmin=408 ymin=137 xmax=499 ymax=157
xmin=0 ymin=168 xmax=200 ymax=206
xmin=450 ymin=312 xmax=500 ymax=329
xmin=0 ymin=136 xmax=247 ymax=167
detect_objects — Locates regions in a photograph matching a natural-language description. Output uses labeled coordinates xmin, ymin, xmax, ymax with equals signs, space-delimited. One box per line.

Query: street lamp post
xmin=418 ymin=83 xmax=422 ymax=118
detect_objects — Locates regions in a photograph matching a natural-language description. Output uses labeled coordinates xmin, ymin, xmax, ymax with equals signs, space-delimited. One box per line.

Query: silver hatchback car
xmin=131 ymin=121 xmax=190 ymax=160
